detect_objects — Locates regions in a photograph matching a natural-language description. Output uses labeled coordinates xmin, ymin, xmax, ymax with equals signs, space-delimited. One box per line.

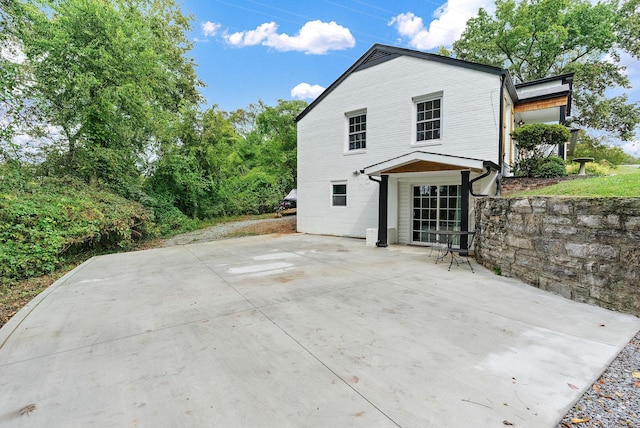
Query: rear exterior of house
xmin=296 ymin=44 xmax=572 ymax=247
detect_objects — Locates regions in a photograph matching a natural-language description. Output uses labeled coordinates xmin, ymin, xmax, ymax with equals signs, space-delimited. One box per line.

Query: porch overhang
xmin=362 ymin=151 xmax=499 ymax=176
xmin=514 ymin=94 xmax=570 ymax=125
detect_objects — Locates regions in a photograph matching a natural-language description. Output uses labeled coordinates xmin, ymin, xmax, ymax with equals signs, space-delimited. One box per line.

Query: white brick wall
xmin=297 ymin=55 xmax=503 ymax=238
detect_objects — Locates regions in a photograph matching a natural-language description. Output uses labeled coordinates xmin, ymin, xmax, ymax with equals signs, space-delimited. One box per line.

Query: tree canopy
xmin=453 ymin=0 xmax=640 ymax=141
xmin=14 ymin=0 xmax=202 ymax=193
xmin=1 ymin=0 xmax=306 ymax=288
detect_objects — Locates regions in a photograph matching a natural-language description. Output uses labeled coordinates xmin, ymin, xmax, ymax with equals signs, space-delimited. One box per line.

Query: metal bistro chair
xmin=428 ymin=231 xmax=448 ymax=259
xmin=447 ymin=231 xmax=476 ymax=273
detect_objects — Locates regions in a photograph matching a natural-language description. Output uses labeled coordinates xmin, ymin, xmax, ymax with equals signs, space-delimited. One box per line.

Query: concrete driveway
xmin=1 ymin=234 xmax=639 ymax=427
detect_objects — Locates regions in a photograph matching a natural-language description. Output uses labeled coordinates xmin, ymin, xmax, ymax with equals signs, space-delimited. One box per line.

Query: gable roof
xmin=295 ymin=44 xmax=574 ymax=122
xmin=295 ymin=44 xmax=517 ymax=122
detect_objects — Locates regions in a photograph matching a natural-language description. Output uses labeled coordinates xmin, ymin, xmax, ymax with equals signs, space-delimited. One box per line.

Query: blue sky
xmin=179 ymin=0 xmax=640 ymax=154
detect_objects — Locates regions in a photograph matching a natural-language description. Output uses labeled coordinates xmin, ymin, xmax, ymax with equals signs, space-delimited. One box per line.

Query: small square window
xmin=332 ymin=183 xmax=347 ymax=206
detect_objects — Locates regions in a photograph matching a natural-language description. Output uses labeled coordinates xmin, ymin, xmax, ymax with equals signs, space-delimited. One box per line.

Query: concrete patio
xmin=1 ymin=234 xmax=638 ymax=427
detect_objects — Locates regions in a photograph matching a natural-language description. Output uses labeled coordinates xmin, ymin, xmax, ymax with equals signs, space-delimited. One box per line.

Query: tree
xmin=453 ymin=0 xmax=640 ymax=141
xmin=146 ymin=99 xmax=306 ymax=219
xmin=0 ymin=1 xmax=31 ymax=160
xmin=16 ymin=0 xmax=201 ymax=194
xmin=251 ymin=99 xmax=307 ymax=192
xmin=572 ymin=131 xmax=629 ymax=166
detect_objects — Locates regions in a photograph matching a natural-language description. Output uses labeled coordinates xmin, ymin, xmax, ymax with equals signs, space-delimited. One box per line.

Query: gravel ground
xmin=163 ymin=215 xmax=296 ymax=247
xmin=163 ymin=216 xmax=639 ymax=427
xmin=557 ymin=330 xmax=640 ymax=427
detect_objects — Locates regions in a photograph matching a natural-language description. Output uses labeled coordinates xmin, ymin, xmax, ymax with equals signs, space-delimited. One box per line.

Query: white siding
xmin=297 ymin=55 xmax=503 ymax=238
xmin=397 ymin=181 xmax=411 ymax=244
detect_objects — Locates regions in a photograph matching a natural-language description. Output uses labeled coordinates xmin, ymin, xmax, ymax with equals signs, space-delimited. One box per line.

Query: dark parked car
xmin=278 ymin=189 xmax=297 ymax=211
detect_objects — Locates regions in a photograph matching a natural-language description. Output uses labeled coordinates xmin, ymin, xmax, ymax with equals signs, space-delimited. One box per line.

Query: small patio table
xmin=433 ymin=230 xmax=476 ymax=273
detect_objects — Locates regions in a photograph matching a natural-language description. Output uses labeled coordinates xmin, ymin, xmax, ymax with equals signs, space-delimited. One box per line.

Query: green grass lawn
xmin=510 ymin=165 xmax=640 ymax=197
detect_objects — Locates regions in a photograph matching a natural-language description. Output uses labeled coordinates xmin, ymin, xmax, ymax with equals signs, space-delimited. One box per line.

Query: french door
xmin=412 ymin=185 xmax=462 ymax=245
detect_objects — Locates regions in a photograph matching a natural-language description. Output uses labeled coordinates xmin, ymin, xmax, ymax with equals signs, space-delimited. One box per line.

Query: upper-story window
xmin=347 ymin=112 xmax=366 ymax=151
xmin=416 ymin=97 xmax=441 ymax=142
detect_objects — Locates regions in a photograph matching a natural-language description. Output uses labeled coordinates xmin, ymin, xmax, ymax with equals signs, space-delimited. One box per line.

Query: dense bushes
xmin=566 ymin=161 xmax=610 ymax=176
xmin=534 ymin=156 xmax=567 ymax=178
xmin=511 ymin=124 xmax=571 ymax=178
xmin=0 ymin=170 xmax=151 ymax=285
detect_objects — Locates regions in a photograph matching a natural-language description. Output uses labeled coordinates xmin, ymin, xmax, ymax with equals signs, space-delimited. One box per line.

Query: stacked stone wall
xmin=475 ymin=197 xmax=640 ymax=316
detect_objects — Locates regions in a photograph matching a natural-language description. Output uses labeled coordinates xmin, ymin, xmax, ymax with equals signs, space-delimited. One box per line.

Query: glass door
xmin=412 ymin=185 xmax=461 ymax=245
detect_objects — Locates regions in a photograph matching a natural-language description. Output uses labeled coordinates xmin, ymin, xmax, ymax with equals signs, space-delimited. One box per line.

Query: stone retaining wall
xmin=475 ymin=197 xmax=640 ymax=316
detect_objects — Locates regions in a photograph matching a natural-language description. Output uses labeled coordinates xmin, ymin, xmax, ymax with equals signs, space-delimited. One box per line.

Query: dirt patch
xmin=1 ymin=272 xmax=66 ymax=329
xmin=226 ymin=216 xmax=297 ymax=237
xmin=163 ymin=215 xmax=297 ymax=246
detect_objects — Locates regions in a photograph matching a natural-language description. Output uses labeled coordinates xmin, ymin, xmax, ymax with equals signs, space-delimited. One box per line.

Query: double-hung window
xmin=347 ymin=112 xmax=366 ymax=151
xmin=332 ymin=183 xmax=347 ymax=206
xmin=416 ymin=97 xmax=441 ymax=142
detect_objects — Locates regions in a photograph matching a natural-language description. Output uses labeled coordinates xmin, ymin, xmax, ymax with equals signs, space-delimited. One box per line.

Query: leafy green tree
xmin=1 ymin=1 xmax=31 ymax=161
xmin=146 ymin=104 xmax=245 ymax=218
xmin=16 ymin=0 xmax=201 ymax=194
xmin=453 ymin=0 xmax=640 ymax=141
xmin=572 ymin=131 xmax=629 ymax=166
xmin=251 ymin=99 xmax=307 ymax=192
xmin=147 ymin=99 xmax=306 ymax=220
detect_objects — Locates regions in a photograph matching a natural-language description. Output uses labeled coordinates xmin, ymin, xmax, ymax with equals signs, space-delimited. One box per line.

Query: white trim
xmin=363 ymin=151 xmax=486 ymax=176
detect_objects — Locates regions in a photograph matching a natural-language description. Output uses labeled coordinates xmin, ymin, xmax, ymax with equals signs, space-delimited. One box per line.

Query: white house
xmin=295 ymin=44 xmax=572 ymax=248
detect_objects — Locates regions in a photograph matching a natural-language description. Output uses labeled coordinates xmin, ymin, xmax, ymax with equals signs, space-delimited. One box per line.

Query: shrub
xmin=0 ymin=176 xmax=152 ymax=285
xmin=139 ymin=193 xmax=196 ymax=236
xmin=511 ymin=124 xmax=571 ymax=155
xmin=511 ymin=124 xmax=571 ymax=177
xmin=512 ymin=157 xmax=539 ymax=177
xmin=222 ymin=168 xmax=283 ymax=215
xmin=566 ymin=161 xmax=609 ymax=176
xmin=535 ymin=156 xmax=567 ymax=178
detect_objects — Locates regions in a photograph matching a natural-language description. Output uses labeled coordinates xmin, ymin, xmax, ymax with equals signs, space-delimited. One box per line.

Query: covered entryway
xmin=363 ymin=151 xmax=500 ymax=249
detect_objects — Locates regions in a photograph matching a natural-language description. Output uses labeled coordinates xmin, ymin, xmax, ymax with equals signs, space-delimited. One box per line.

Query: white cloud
xmin=621 ymin=141 xmax=640 ymax=156
xmin=201 ymin=21 xmax=221 ymax=37
xmin=224 ymin=22 xmax=278 ymax=47
xmin=389 ymin=1 xmax=494 ymax=50
xmin=224 ymin=20 xmax=355 ymax=55
xmin=291 ymin=82 xmax=325 ymax=100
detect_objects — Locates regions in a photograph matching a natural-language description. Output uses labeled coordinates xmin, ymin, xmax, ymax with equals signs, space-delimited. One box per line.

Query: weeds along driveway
xmin=1 ymin=233 xmax=639 ymax=427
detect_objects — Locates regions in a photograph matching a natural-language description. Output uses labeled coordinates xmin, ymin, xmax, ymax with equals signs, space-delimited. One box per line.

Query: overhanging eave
xmin=363 ymin=152 xmax=497 ymax=176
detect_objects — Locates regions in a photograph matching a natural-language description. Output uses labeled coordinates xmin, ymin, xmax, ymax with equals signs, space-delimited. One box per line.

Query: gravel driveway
xmin=163 ymin=216 xmax=296 ymax=247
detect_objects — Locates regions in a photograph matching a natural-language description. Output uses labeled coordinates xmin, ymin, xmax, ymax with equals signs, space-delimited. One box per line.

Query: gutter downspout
xmin=498 ymin=74 xmax=506 ymax=172
xmin=469 ymin=166 xmax=492 ymax=197
xmin=469 ymin=162 xmax=501 ymax=197
xmin=368 ymin=175 xmax=388 ymax=247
